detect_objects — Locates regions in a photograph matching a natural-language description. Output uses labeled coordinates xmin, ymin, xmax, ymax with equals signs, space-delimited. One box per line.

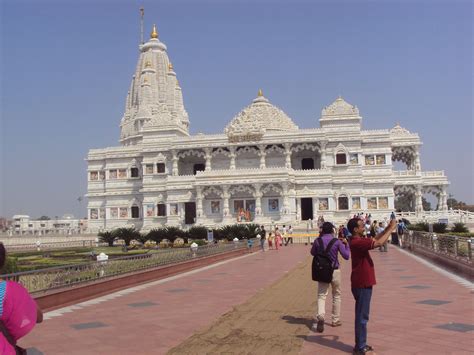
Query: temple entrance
xmin=301 ymin=198 xmax=313 ymax=220
xmin=184 ymin=202 xmax=196 ymax=224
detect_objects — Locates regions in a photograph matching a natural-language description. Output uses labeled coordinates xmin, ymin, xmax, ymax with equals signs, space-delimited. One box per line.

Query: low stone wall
xmin=34 ymin=247 xmax=253 ymax=312
xmin=0 ymin=234 xmax=97 ymax=245
xmin=406 ymin=244 xmax=473 ymax=281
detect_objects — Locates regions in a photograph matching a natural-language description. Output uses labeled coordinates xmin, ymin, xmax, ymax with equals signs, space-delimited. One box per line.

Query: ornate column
xmin=282 ymin=183 xmax=289 ymax=215
xmin=259 ymin=145 xmax=266 ymax=169
xmin=204 ymin=148 xmax=212 ymax=171
xmin=229 ymin=147 xmax=236 ymax=170
xmin=313 ymin=198 xmax=318 ymax=221
xmin=441 ymin=186 xmax=448 ymax=211
xmin=295 ymin=197 xmax=300 ymax=221
xmin=320 ymin=141 xmax=327 ymax=169
xmin=415 ymin=185 xmax=423 ymax=214
xmin=222 ymin=185 xmax=231 ymax=222
xmin=254 ymin=183 xmax=262 ymax=217
xmin=414 ymin=146 xmax=421 ymax=173
xmin=171 ymin=150 xmax=178 ymax=176
xmin=196 ymin=186 xmax=203 ymax=219
xmin=284 ymin=143 xmax=292 ymax=169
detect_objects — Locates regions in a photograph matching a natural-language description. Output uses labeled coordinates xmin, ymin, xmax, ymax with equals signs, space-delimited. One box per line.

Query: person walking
xmin=274 ymin=227 xmax=282 ymax=250
xmin=285 ymin=225 xmax=293 ymax=246
xmin=377 ymin=222 xmax=388 ymax=252
xmin=311 ymin=222 xmax=350 ymax=333
xmin=346 ymin=217 xmax=396 ymax=355
xmin=397 ymin=219 xmax=407 ymax=248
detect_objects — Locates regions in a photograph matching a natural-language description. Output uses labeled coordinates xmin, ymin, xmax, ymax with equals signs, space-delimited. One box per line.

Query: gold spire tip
xmin=150 ymin=24 xmax=158 ymax=39
xmin=257 ymin=89 xmax=263 ymax=97
xmin=168 ymin=62 xmax=173 ymax=70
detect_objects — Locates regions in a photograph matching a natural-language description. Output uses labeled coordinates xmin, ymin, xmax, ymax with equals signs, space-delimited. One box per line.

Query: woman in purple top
xmin=310 ymin=222 xmax=350 ymax=333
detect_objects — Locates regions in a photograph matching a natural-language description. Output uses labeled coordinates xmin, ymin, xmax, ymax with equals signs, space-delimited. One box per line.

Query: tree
xmin=98 ymin=231 xmax=116 ymax=247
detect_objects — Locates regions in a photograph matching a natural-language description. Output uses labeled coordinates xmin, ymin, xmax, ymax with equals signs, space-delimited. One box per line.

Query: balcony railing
xmin=405 ymin=231 xmax=472 ymax=264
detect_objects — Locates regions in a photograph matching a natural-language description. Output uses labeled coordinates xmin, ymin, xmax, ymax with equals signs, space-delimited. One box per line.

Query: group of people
xmin=0 ymin=243 xmax=43 ymax=354
xmin=256 ymin=224 xmax=294 ymax=251
xmin=311 ymin=217 xmax=397 ymax=355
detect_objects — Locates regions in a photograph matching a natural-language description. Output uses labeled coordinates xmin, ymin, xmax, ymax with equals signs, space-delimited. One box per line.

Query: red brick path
xmin=21 ymin=245 xmax=473 ymax=354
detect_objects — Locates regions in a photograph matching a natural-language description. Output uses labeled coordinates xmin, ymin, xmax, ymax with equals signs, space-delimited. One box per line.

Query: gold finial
xmin=145 ymin=60 xmax=151 ymax=68
xmin=258 ymin=89 xmax=263 ymax=97
xmin=150 ymin=24 xmax=158 ymax=39
xmin=168 ymin=62 xmax=173 ymax=70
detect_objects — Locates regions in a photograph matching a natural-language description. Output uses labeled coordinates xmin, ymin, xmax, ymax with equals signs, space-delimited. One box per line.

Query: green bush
xmin=451 ymin=223 xmax=469 ymax=233
xmin=165 ymin=226 xmax=188 ymax=243
xmin=433 ymin=223 xmax=448 ymax=234
xmin=113 ymin=228 xmax=142 ymax=246
xmin=188 ymin=226 xmax=208 ymax=240
xmin=147 ymin=228 xmax=168 ymax=243
xmin=189 ymin=239 xmax=207 ymax=246
xmin=98 ymin=231 xmax=116 ymax=247
xmin=408 ymin=223 xmax=429 ymax=232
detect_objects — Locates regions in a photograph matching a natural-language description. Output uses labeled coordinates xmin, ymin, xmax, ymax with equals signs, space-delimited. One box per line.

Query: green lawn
xmin=10 ymin=247 xmax=157 ymax=272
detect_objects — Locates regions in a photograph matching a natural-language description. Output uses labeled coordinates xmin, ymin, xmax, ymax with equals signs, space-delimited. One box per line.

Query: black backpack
xmin=312 ymin=238 xmax=337 ymax=283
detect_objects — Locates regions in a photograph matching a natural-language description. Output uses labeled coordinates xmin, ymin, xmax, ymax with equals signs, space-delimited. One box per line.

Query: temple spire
xmin=150 ymin=24 xmax=158 ymax=39
xmin=258 ymin=88 xmax=263 ymax=97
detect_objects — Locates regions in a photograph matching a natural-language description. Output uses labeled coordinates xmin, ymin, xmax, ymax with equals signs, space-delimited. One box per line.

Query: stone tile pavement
xmin=21 ymin=244 xmax=473 ymax=354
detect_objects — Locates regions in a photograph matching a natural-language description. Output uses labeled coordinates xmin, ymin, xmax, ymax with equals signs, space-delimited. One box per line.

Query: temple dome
xmin=225 ymin=90 xmax=298 ymax=141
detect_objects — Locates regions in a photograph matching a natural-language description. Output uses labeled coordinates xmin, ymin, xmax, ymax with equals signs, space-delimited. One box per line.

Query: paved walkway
xmin=21 ymin=244 xmax=473 ymax=354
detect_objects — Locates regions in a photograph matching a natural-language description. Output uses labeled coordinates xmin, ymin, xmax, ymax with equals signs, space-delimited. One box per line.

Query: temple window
xmin=99 ymin=171 xmax=105 ymax=180
xmin=376 ymin=155 xmax=386 ymax=165
xmin=367 ymin=197 xmax=378 ymax=209
xmin=352 ymin=197 xmax=361 ymax=209
xmin=109 ymin=170 xmax=118 ymax=179
xmin=130 ymin=167 xmax=139 ymax=178
xmin=349 ymin=154 xmax=359 ymax=165
xmin=365 ymin=155 xmax=375 ymax=165
xmin=131 ymin=205 xmax=140 ymax=218
xmin=338 ymin=196 xmax=349 ymax=210
xmin=378 ymin=197 xmax=389 ymax=209
xmin=110 ymin=207 xmax=118 ymax=219
xmin=90 ymin=209 xmax=98 ymax=219
xmin=157 ymin=163 xmax=166 ymax=173
xmin=336 ymin=153 xmax=347 ymax=165
xmin=119 ymin=207 xmax=128 ymax=218
xmin=193 ymin=163 xmax=205 ymax=175
xmin=145 ymin=164 xmax=154 ymax=174
xmin=118 ymin=169 xmax=127 ymax=179
xmin=301 ymin=158 xmax=314 ymax=170
xmin=89 ymin=171 xmax=99 ymax=181
xmin=157 ymin=204 xmax=166 ymax=216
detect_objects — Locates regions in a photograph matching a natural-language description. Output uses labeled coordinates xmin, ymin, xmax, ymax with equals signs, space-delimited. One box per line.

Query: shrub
xmin=98 ymin=231 xmax=116 ymax=247
xmin=244 ymin=224 xmax=261 ymax=239
xmin=408 ymin=223 xmax=429 ymax=232
xmin=165 ymin=226 xmax=188 ymax=243
xmin=451 ymin=223 xmax=469 ymax=233
xmin=147 ymin=228 xmax=168 ymax=243
xmin=113 ymin=228 xmax=142 ymax=246
xmin=189 ymin=239 xmax=207 ymax=246
xmin=433 ymin=223 xmax=448 ymax=234
xmin=188 ymin=226 xmax=208 ymax=240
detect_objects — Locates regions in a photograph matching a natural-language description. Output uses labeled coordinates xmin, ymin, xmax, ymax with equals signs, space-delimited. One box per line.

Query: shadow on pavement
xmin=281 ymin=315 xmax=313 ymax=330
xmin=297 ymin=334 xmax=353 ymax=353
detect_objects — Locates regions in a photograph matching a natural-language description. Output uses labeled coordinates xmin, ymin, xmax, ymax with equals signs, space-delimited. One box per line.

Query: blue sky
xmin=1 ymin=0 xmax=472 ymax=218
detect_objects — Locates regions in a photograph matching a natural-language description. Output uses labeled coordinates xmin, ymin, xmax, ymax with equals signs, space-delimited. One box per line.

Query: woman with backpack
xmin=310 ymin=222 xmax=350 ymax=333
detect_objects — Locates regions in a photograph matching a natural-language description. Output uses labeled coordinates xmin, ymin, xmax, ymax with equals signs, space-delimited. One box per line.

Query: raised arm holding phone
xmin=347 ymin=217 xmax=396 ymax=355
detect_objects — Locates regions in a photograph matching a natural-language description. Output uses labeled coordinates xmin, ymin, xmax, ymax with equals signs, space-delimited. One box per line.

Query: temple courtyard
xmin=22 ymin=245 xmax=473 ymax=355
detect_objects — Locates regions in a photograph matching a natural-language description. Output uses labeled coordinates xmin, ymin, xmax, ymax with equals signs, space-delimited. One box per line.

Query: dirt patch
xmin=168 ymin=256 xmax=316 ymax=355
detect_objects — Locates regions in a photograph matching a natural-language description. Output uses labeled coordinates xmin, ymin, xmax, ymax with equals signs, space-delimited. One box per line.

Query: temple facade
xmin=86 ymin=25 xmax=450 ymax=232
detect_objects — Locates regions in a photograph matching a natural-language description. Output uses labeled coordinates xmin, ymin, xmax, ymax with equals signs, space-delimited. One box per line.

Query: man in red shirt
xmin=347 ymin=217 xmax=396 ymax=355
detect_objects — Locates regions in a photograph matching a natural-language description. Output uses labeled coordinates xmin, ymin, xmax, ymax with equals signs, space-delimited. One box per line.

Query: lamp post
xmin=190 ymin=242 xmax=198 ymax=257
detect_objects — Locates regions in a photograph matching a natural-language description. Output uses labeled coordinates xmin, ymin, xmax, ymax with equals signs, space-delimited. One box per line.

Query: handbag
xmin=0 ymin=320 xmax=26 ymax=355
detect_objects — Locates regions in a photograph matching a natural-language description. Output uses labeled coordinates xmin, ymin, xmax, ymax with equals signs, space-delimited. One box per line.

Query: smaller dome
xmin=321 ymin=96 xmax=359 ymax=118
xmin=225 ymin=90 xmax=298 ymax=141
